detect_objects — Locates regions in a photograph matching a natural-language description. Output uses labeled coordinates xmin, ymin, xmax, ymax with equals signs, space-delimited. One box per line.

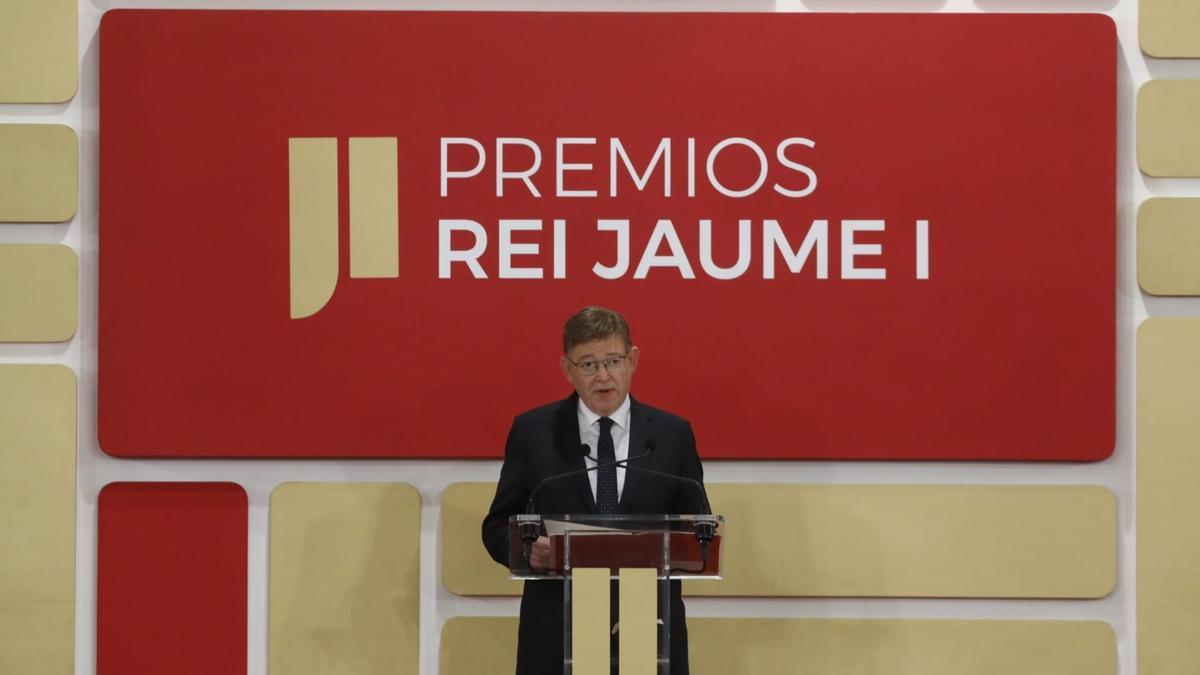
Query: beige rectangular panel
xmin=448 ymin=482 xmax=1113 ymax=599
xmin=0 ymin=125 xmax=78 ymax=222
xmin=440 ymin=617 xmax=517 ymax=675
xmin=1139 ymin=318 xmax=1200 ymax=675
xmin=572 ymin=568 xmax=609 ymax=675
xmin=440 ymin=482 xmax=522 ymax=596
xmin=270 ymin=482 xmax=421 ymax=675
xmin=1141 ymin=0 xmax=1200 ymax=58
xmin=349 ymin=137 xmax=399 ymax=278
xmin=685 ymin=483 xmax=1115 ymax=598
xmin=619 ymin=568 xmax=656 ymax=675
xmin=1138 ymin=80 xmax=1200 ymax=177
xmin=0 ymin=244 xmax=78 ymax=342
xmin=1139 ymin=198 xmax=1200 ymax=295
xmin=689 ymin=619 xmax=1115 ymax=675
xmin=0 ymin=0 xmax=76 ymax=102
xmin=0 ymin=365 xmax=76 ymax=674
xmin=438 ymin=617 xmax=1114 ymax=675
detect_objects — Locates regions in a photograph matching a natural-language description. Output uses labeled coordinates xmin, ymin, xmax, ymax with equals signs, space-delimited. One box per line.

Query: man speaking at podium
xmin=482 ymin=305 xmax=708 ymax=675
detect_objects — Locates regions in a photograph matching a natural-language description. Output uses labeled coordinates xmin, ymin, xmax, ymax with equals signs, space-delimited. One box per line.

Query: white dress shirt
xmin=577 ymin=395 xmax=631 ymax=502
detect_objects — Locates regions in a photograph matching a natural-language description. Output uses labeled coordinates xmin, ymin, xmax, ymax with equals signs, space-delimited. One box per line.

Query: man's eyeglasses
xmin=568 ymin=355 xmax=629 ymax=376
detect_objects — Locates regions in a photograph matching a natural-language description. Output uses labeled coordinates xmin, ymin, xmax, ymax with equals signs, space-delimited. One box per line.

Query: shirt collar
xmin=577 ymin=394 xmax=631 ymax=430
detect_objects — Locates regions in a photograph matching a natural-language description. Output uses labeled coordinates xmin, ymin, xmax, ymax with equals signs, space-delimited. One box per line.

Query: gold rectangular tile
xmin=1139 ymin=198 xmax=1200 ymax=295
xmin=270 ymin=482 xmax=421 ymax=675
xmin=0 ymin=0 xmax=76 ymax=102
xmin=440 ymin=617 xmax=516 ymax=675
xmin=0 ymin=365 xmax=76 ymax=674
xmin=685 ymin=483 xmax=1115 ymax=598
xmin=1139 ymin=318 xmax=1200 ymax=674
xmin=349 ymin=137 xmax=399 ymax=278
xmin=440 ymin=482 xmax=523 ymax=596
xmin=572 ymin=568 xmax=609 ymax=675
xmin=0 ymin=125 xmax=78 ymax=222
xmin=689 ymin=619 xmax=1115 ymax=675
xmin=0 ymin=244 xmax=78 ymax=342
xmin=447 ymin=482 xmax=1114 ymax=599
xmin=619 ymin=568 xmax=656 ymax=675
xmin=1138 ymin=80 xmax=1200 ymax=177
xmin=1141 ymin=0 xmax=1200 ymax=58
xmin=438 ymin=617 xmax=1114 ymax=675
xmin=288 ymin=137 xmax=339 ymax=319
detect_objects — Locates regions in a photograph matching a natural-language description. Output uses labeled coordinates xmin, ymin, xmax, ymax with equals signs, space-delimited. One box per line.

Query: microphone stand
xmin=520 ymin=440 xmax=717 ymax=575
xmin=575 ymin=440 xmax=716 ymax=575
xmin=520 ymin=444 xmax=650 ymax=568
xmin=610 ymin=449 xmax=716 ymax=574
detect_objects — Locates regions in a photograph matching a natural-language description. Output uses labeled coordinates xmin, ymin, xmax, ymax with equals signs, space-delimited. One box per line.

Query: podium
xmin=508 ymin=514 xmax=724 ymax=675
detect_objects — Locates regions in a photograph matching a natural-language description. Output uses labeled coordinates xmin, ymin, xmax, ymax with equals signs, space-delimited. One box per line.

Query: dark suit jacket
xmin=482 ymin=393 xmax=707 ymax=675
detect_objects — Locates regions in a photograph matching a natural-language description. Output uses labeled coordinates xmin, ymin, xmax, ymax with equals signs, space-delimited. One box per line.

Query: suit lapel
xmin=553 ymin=393 xmax=597 ymax=514
xmin=619 ymin=396 xmax=652 ymax=514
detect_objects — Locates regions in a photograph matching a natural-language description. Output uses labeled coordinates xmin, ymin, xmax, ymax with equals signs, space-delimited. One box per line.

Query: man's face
xmin=559 ymin=335 xmax=640 ymax=417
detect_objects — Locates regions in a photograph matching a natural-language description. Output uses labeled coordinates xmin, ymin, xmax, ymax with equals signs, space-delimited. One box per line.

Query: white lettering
xmin=593 ymin=220 xmax=630 ymax=279
xmin=438 ymin=219 xmax=488 ymax=278
xmin=916 ymin=219 xmax=929 ymax=280
xmin=495 ymin=138 xmax=542 ymax=198
xmin=687 ymin=137 xmax=697 ymax=198
xmin=699 ymin=219 xmax=752 ymax=280
xmin=841 ymin=220 xmax=886 ymax=280
xmin=553 ymin=219 xmax=567 ymax=279
xmin=556 ymin=137 xmax=598 ymax=198
xmin=634 ymin=219 xmax=695 ymax=279
xmin=440 ymin=138 xmax=486 ymax=197
xmin=706 ymin=137 xmax=769 ymax=198
xmin=773 ymin=138 xmax=818 ymax=198
xmin=610 ymin=138 xmax=671 ymax=197
xmin=498 ymin=220 xmax=542 ymax=279
xmin=763 ymin=219 xmax=828 ymax=279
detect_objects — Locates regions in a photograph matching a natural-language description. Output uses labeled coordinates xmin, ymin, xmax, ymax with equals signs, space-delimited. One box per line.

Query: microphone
xmin=520 ymin=443 xmax=650 ymax=566
xmin=611 ymin=439 xmax=717 ymax=573
xmin=619 ymin=439 xmax=713 ymax=519
xmin=526 ymin=444 xmax=651 ymax=515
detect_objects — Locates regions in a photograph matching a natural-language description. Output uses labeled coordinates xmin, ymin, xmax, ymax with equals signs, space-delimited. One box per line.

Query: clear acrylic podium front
xmin=508 ymin=514 xmax=724 ymax=675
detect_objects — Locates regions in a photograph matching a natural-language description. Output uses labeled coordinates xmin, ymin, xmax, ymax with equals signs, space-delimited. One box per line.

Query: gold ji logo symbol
xmin=287 ymin=137 xmax=399 ymax=319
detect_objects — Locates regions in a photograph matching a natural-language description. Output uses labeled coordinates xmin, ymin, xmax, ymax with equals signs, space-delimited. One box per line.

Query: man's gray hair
xmin=562 ymin=306 xmax=632 ymax=353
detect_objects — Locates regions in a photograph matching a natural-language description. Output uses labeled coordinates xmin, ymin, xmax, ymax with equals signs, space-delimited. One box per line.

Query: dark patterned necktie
xmin=596 ymin=417 xmax=619 ymax=514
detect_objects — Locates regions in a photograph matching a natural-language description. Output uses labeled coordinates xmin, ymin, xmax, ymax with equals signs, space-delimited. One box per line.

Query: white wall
xmin=1 ymin=1 xmax=1195 ymax=674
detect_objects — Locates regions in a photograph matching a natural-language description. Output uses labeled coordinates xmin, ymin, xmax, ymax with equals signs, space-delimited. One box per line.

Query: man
xmin=482 ymin=305 xmax=707 ymax=675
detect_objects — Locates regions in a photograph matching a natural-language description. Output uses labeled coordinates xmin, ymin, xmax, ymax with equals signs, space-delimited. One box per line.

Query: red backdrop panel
xmin=97 ymin=482 xmax=247 ymax=675
xmin=98 ymin=11 xmax=1115 ymax=460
